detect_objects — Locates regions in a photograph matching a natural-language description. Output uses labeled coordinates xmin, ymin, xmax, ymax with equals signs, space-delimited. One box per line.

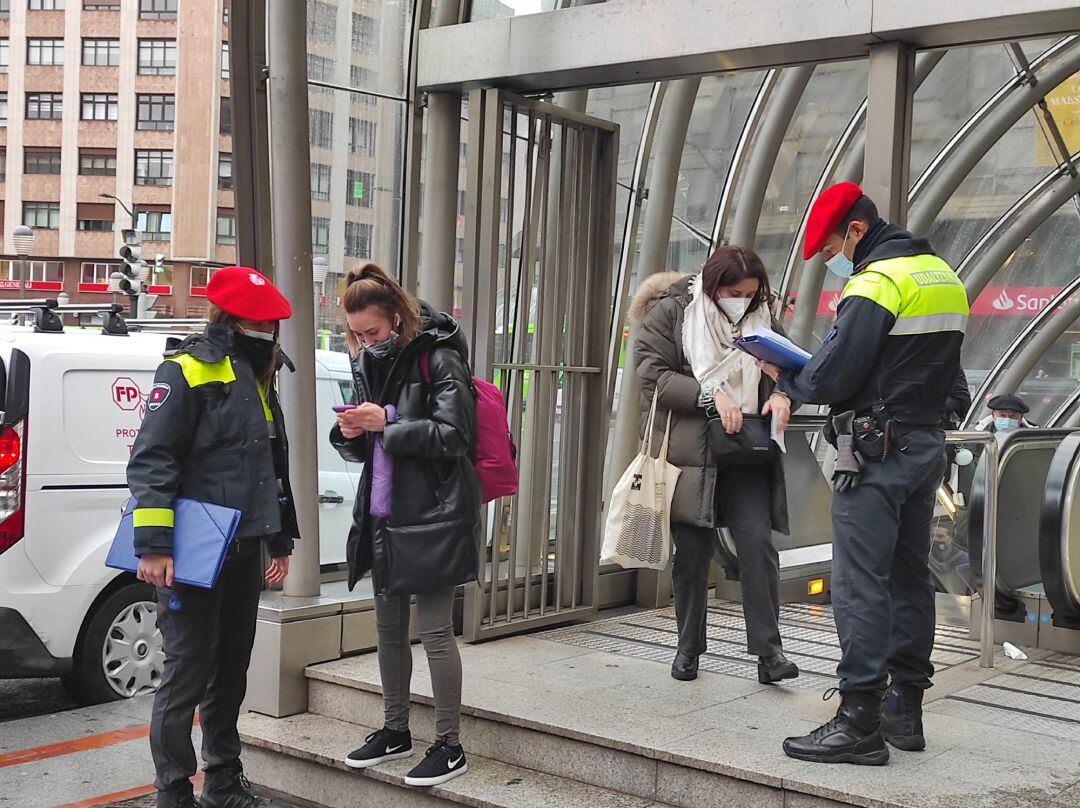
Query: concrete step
xmin=302 ymin=656 xmax=858 ymax=808
xmin=238 ymin=711 xmax=678 ymax=808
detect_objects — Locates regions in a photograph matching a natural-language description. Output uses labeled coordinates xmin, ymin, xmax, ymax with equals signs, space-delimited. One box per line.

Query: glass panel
xmin=306 ymin=0 xmax=413 ymax=99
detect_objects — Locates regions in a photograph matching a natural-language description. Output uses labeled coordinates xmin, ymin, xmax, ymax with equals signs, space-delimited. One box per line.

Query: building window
xmin=0 ymin=39 xmax=9 ymax=73
xmin=138 ymin=39 xmax=176 ymax=75
xmin=24 ymin=148 xmax=61 ymax=174
xmin=0 ymin=259 xmax=64 ymax=287
xmin=344 ymin=221 xmax=372 ymax=258
xmin=0 ymin=148 xmax=6 ymax=182
xmin=139 ymin=0 xmax=176 ymax=19
xmin=27 ymin=38 xmax=64 ymax=66
xmin=79 ymin=149 xmax=116 ymax=175
xmin=220 ymin=97 xmax=232 ymax=134
xmin=216 ymin=213 xmax=236 ymax=245
xmin=350 ymin=66 xmax=379 ymax=101
xmin=312 ymin=217 xmax=330 ymax=253
xmin=29 ymin=0 xmax=65 ymax=10
xmin=351 ymin=14 xmax=378 ymax=51
xmin=135 ymin=149 xmax=173 ymax=186
xmin=136 ymin=210 xmax=171 ymax=241
xmin=81 ymin=93 xmax=118 ymax=121
xmin=0 ymin=93 xmax=7 ymax=125
xmin=23 ymin=202 xmax=60 ymax=229
xmin=220 ymin=42 xmax=229 ymax=79
xmin=309 ymin=109 xmax=333 ymax=149
xmin=222 ymin=1 xmax=229 ymax=24
xmin=81 ymin=261 xmax=121 ymax=286
xmin=218 ymin=153 xmax=233 ymax=189
xmin=137 ymin=94 xmax=175 ymax=130
xmin=82 ymin=38 xmax=119 ymax=66
xmin=349 ymin=118 xmax=377 ymax=156
xmin=84 ymin=1 xmax=121 ymax=9
xmin=0 ymin=0 xmax=8 ymax=17
xmin=346 ymin=170 xmax=374 ymax=208
xmin=308 ymin=54 xmax=333 ymax=83
xmin=310 ymin=163 xmax=331 ymax=201
xmin=26 ymin=92 xmax=63 ymax=120
xmin=78 ymin=218 xmax=113 ymax=232
xmin=307 ymin=1 xmax=335 ymax=42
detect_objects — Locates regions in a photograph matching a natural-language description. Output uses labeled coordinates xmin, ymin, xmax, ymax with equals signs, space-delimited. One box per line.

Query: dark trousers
xmin=150 ymin=540 xmax=263 ymax=792
xmin=672 ymin=463 xmax=782 ymax=658
xmin=831 ymin=429 xmax=946 ymax=694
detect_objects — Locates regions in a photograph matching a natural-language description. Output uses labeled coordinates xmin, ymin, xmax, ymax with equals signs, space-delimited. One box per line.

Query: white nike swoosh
xmin=386 ymin=745 xmax=404 ymax=753
xmin=448 ymin=755 xmax=463 ymax=769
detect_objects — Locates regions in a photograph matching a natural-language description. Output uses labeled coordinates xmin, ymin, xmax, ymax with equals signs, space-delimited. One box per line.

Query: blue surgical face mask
xmin=825 ymin=230 xmax=854 ymax=278
xmin=994 ymin=416 xmax=1020 ymax=432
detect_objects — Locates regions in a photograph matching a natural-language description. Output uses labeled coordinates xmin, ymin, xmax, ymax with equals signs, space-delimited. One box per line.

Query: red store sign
xmin=815 ymin=286 xmax=1063 ymax=317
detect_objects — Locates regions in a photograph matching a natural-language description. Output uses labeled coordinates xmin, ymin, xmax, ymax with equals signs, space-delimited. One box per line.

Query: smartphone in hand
xmin=332 ymin=404 xmax=357 ymax=413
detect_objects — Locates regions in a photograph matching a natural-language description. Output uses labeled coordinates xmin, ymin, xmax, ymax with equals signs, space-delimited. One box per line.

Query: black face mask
xmin=237 ymin=331 xmax=277 ymax=377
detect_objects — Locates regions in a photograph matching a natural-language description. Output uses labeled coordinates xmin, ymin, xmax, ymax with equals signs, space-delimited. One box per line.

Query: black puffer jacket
xmin=330 ymin=304 xmax=482 ymax=595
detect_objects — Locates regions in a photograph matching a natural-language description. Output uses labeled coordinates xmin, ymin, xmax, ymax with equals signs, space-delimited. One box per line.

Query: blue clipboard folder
xmin=106 ymin=498 xmax=242 ymax=589
xmin=734 ymin=333 xmax=812 ymax=371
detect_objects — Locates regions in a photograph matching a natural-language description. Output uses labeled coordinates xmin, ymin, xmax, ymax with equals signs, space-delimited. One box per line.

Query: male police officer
xmin=757 ymin=183 xmax=969 ymax=765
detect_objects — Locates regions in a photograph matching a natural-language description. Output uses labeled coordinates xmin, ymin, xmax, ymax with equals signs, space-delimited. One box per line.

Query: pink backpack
xmin=420 ymin=351 xmax=519 ymax=504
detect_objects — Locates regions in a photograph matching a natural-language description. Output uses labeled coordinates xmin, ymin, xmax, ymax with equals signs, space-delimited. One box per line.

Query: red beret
xmin=803 ymin=182 xmax=863 ymax=260
xmin=206 ymin=266 xmax=292 ymax=321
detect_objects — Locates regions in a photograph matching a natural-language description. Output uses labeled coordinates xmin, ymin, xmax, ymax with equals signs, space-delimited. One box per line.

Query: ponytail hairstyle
xmin=341 ymin=262 xmax=422 ymax=356
xmin=700 ymin=244 xmax=772 ymax=315
xmin=208 ymin=305 xmax=279 ymax=389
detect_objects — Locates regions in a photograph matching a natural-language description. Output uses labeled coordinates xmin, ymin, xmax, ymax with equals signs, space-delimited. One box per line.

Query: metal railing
xmin=947 ymin=430 xmax=1000 ymax=668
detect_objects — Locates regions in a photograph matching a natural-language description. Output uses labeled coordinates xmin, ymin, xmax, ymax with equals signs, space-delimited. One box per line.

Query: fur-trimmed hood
xmin=628 ymin=271 xmax=690 ymax=323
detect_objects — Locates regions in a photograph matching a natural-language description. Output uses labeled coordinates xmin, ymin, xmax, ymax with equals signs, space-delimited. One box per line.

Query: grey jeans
xmin=375 ymin=586 xmax=461 ymax=745
xmin=672 ymin=463 xmax=782 ymax=658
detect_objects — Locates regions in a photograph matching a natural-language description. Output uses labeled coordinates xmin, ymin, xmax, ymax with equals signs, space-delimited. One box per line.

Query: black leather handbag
xmin=707 ymin=414 xmax=779 ymax=466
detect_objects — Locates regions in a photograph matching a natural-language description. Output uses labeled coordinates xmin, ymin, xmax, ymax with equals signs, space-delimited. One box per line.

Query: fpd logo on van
xmin=112 ymin=377 xmax=143 ymax=411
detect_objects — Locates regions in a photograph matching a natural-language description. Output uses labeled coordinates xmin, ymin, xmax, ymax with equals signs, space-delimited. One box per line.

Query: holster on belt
xmin=831 ymin=410 xmax=863 ymax=493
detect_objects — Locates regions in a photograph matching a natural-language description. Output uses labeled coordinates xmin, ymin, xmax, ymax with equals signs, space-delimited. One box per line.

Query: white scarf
xmin=682 ymin=273 xmax=769 ymax=412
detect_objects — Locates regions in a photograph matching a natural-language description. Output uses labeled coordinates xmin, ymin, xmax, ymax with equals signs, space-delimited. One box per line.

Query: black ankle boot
xmin=758 ymin=652 xmax=800 ymax=684
xmin=199 ymin=762 xmax=275 ymax=808
xmin=671 ymin=651 xmax=699 ymax=681
xmin=157 ymin=785 xmax=198 ymax=808
xmin=882 ymin=683 xmax=925 ymax=751
xmin=782 ymin=690 xmax=889 ymax=765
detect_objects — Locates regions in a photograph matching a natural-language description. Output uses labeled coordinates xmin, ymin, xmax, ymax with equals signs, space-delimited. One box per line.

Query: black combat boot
xmin=782 ymin=690 xmax=889 ymax=765
xmin=199 ymin=762 xmax=276 ymax=808
xmin=670 ymin=651 xmax=699 ymax=681
xmin=882 ymin=683 xmax=926 ymax=751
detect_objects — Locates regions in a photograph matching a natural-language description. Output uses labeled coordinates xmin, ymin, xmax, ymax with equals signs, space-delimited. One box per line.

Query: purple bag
xmin=369 ymin=405 xmax=396 ymax=518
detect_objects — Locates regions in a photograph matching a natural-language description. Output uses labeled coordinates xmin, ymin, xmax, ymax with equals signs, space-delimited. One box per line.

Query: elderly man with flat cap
xmin=756 ymin=183 xmax=969 ymax=766
xmin=977 ymin=393 xmax=1034 ymax=432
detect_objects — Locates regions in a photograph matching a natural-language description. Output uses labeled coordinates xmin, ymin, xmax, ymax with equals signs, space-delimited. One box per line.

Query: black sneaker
xmin=403 ymin=739 xmax=468 ymax=787
xmin=344 ymin=727 xmax=414 ymax=769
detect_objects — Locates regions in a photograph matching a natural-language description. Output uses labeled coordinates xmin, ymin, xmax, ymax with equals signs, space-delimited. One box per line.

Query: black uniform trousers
xmin=831 ymin=428 xmax=946 ymax=694
xmin=150 ymin=538 xmax=263 ymax=792
xmin=672 ymin=463 xmax=782 ymax=658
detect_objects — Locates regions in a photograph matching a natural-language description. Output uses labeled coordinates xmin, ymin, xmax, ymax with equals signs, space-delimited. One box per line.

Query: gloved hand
xmin=831 ymin=411 xmax=862 ymax=493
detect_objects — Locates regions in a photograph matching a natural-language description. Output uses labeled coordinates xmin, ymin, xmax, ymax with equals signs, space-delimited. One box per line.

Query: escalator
xmin=1039 ymin=433 xmax=1080 ymax=646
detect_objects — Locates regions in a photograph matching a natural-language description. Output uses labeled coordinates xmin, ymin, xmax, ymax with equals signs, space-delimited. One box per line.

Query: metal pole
xmin=864 ymin=42 xmax=915 ymax=225
xmin=728 ymin=66 xmax=814 ymax=249
xmin=268 ymin=0 xmax=320 ymax=599
xmin=979 ymin=434 xmax=999 ymax=668
xmin=608 ymin=78 xmax=699 ymax=495
xmin=17 ymin=257 xmax=26 ymax=300
xmin=417 ymin=0 xmax=462 ymax=311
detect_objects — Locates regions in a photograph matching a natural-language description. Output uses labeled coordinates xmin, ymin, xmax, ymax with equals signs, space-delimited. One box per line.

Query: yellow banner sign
xmin=1036 ymin=71 xmax=1080 ymax=167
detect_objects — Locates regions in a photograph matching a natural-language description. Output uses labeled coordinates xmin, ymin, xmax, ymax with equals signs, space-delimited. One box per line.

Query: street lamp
xmin=12 ymin=225 xmax=35 ymax=300
xmin=98 ymin=193 xmax=138 ymax=229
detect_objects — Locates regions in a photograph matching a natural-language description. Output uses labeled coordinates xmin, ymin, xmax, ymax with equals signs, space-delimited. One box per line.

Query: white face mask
xmin=240 ymin=328 xmax=275 ymax=342
xmin=717 ymin=296 xmax=752 ymax=324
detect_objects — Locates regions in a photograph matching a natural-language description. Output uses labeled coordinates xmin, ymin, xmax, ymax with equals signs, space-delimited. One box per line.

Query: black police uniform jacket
xmin=126 ymin=324 xmax=300 ymax=559
xmin=330 ymin=304 xmax=482 ymax=596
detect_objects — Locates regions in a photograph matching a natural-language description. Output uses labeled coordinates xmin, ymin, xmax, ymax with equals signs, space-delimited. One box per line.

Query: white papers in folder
xmin=744 ymin=325 xmax=813 ymax=363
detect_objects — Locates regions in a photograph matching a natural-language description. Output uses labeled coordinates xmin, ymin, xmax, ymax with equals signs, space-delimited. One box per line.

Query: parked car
xmin=0 ymin=321 xmax=360 ymax=704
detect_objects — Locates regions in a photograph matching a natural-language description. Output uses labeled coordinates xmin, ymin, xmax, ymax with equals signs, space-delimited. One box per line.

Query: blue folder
xmin=106 ymin=498 xmax=242 ymax=589
xmin=734 ymin=334 xmax=811 ymax=371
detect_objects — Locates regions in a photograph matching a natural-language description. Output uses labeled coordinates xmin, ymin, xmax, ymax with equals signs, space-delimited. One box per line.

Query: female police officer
xmin=127 ymin=266 xmax=299 ymax=808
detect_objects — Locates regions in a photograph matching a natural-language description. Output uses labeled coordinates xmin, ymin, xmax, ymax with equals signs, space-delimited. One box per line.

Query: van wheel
xmin=62 ymin=583 xmax=164 ymax=705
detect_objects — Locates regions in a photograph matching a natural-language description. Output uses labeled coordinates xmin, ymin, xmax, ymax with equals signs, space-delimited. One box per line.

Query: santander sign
xmin=815 ymin=286 xmax=1061 ymax=316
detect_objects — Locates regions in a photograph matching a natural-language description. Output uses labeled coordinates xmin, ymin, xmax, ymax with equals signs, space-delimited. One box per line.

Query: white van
xmin=0 ymin=320 xmax=360 ymax=704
